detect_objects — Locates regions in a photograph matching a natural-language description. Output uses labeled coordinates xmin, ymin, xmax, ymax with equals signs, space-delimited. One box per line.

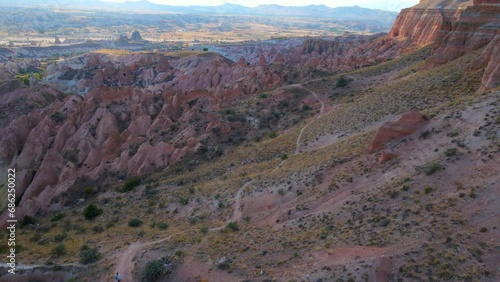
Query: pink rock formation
xmin=425 ymin=2 xmax=500 ymax=91
xmin=370 ymin=110 xmax=429 ymax=153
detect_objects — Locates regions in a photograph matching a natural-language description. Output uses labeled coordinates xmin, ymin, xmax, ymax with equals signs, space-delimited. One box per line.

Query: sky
xmin=102 ymin=0 xmax=420 ymax=11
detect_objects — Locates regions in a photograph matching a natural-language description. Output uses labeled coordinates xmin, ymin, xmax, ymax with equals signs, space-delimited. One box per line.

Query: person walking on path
xmin=115 ymin=272 xmax=121 ymax=282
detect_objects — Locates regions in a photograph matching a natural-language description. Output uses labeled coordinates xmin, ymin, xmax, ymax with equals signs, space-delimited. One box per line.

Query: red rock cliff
xmin=389 ymin=8 xmax=462 ymax=46
xmin=425 ymin=2 xmax=500 ymax=90
xmin=390 ymin=0 xmax=499 ymax=91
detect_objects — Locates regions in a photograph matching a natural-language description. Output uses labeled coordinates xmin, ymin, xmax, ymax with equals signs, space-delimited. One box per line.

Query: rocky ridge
xmin=0 ymin=51 xmax=322 ymax=223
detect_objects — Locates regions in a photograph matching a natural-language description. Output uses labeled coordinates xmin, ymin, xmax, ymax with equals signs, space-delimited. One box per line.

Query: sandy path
xmin=114 ymin=231 xmax=191 ymax=282
xmin=293 ymin=86 xmax=325 ymax=154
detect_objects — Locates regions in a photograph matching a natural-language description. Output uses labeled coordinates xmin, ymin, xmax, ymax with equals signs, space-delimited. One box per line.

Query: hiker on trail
xmin=116 ymin=272 xmax=121 ymax=282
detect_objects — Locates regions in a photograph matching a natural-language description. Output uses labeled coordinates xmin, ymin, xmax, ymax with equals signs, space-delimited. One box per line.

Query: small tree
xmin=142 ymin=260 xmax=166 ymax=282
xmin=83 ymin=204 xmax=103 ymax=220
xmin=226 ymin=221 xmax=239 ymax=232
xmin=203 ymin=47 xmax=208 ymax=52
xmin=20 ymin=216 xmax=36 ymax=228
xmin=128 ymin=218 xmax=143 ymax=227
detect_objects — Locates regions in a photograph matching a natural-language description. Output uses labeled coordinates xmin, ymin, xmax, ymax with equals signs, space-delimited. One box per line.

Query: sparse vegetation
xmin=79 ymin=245 xmax=101 ymax=264
xmin=423 ymin=162 xmax=442 ymax=175
xmin=128 ymin=218 xmax=143 ymax=227
xmin=83 ymin=204 xmax=103 ymax=220
xmin=54 ymin=232 xmax=67 ymax=242
xmin=20 ymin=216 xmax=36 ymax=228
xmin=50 ymin=212 xmax=66 ymax=222
xmin=122 ymin=176 xmax=141 ymax=192
xmin=142 ymin=260 xmax=166 ymax=282
xmin=444 ymin=148 xmax=457 ymax=157
xmin=51 ymin=243 xmax=67 ymax=257
xmin=226 ymin=221 xmax=239 ymax=232
xmin=200 ymin=226 xmax=209 ymax=233
xmin=336 ymin=76 xmax=349 ymax=87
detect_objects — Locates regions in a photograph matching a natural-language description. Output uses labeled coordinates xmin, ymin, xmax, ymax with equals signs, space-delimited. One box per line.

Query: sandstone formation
xmin=388 ymin=0 xmax=499 ymax=92
xmin=0 ymin=51 xmax=320 ymax=225
xmin=425 ymin=1 xmax=500 ymax=91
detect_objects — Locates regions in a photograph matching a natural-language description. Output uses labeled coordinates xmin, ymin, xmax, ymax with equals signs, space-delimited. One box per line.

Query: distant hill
xmin=0 ymin=0 xmax=398 ymax=19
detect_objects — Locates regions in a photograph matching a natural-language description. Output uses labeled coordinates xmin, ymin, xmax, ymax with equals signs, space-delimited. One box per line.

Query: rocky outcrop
xmin=388 ymin=0 xmax=499 ymax=91
xmin=388 ymin=1 xmax=475 ymax=45
xmin=388 ymin=8 xmax=461 ymax=46
xmin=425 ymin=2 xmax=500 ymax=90
xmin=0 ymin=51 xmax=320 ymax=226
xmin=131 ymin=31 xmax=143 ymax=42
xmin=475 ymin=32 xmax=500 ymax=90
xmin=370 ymin=110 xmax=429 ymax=153
xmin=206 ymin=34 xmax=412 ymax=73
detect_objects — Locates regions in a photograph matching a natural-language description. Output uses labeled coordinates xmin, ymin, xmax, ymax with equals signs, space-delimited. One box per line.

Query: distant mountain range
xmin=0 ymin=0 xmax=398 ymax=19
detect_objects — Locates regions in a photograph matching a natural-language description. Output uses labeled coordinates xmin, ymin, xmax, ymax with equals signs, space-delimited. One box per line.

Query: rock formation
xmin=388 ymin=0 xmax=498 ymax=91
xmin=425 ymin=1 xmax=500 ymax=91
xmin=131 ymin=31 xmax=143 ymax=41
xmin=0 ymin=51 xmax=319 ymax=225
xmin=369 ymin=110 xmax=429 ymax=153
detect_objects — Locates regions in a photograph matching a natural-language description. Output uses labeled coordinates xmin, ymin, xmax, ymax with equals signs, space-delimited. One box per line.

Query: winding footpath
xmin=114 ymin=85 xmax=325 ymax=281
xmin=293 ymin=85 xmax=325 ymax=154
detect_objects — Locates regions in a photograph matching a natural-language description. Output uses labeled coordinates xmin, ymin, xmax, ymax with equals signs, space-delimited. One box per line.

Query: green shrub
xmin=200 ymin=226 xmax=209 ymax=234
xmin=50 ymin=212 xmax=66 ymax=222
xmin=280 ymin=153 xmax=288 ymax=160
xmin=447 ymin=129 xmax=459 ymax=137
xmin=128 ymin=218 xmax=143 ymax=227
xmin=142 ymin=260 xmax=166 ymax=282
xmin=423 ymin=162 xmax=442 ymax=175
xmin=51 ymin=243 xmax=67 ymax=257
xmin=79 ymin=245 xmax=101 ymax=264
xmin=157 ymin=222 xmax=168 ymax=230
xmin=20 ymin=216 xmax=36 ymax=228
xmin=50 ymin=112 xmax=66 ymax=123
xmin=444 ymin=148 xmax=457 ymax=157
xmin=178 ymin=197 xmax=189 ymax=205
xmin=419 ymin=130 xmax=431 ymax=139
xmin=268 ymin=131 xmax=277 ymax=138
xmin=74 ymin=225 xmax=87 ymax=234
xmin=83 ymin=204 xmax=103 ymax=220
xmin=336 ymin=76 xmax=349 ymax=87
xmin=226 ymin=221 xmax=239 ymax=232
xmin=122 ymin=176 xmax=141 ymax=192
xmin=424 ymin=186 xmax=433 ymax=194
xmin=54 ymin=232 xmax=67 ymax=242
